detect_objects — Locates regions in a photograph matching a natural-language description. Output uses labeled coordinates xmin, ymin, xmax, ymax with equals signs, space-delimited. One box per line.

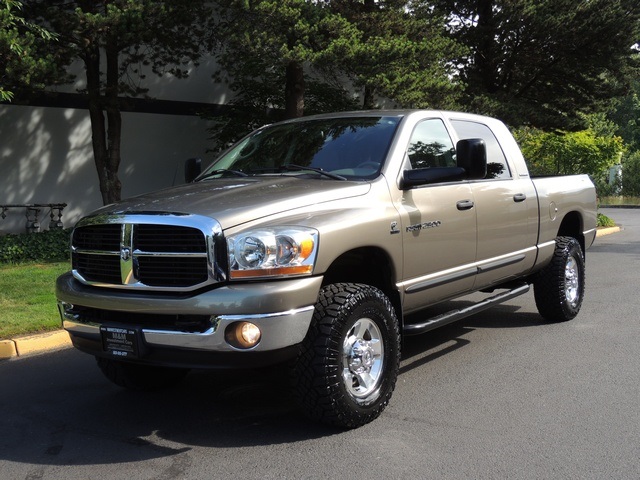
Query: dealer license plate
xmin=100 ymin=326 xmax=140 ymax=359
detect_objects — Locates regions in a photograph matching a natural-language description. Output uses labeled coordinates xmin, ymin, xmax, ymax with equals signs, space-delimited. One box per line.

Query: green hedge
xmin=0 ymin=228 xmax=72 ymax=264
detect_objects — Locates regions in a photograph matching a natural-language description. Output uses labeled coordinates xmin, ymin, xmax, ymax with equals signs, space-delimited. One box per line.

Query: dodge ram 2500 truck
xmin=57 ymin=110 xmax=597 ymax=428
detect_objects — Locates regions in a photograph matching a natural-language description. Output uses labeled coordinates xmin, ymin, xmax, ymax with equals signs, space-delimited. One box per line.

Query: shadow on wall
xmin=0 ymin=105 xmax=99 ymax=234
xmin=0 ymin=105 xmax=212 ymax=234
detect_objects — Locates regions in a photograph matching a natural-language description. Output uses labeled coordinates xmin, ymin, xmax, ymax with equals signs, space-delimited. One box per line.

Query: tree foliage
xmin=208 ymin=0 xmax=364 ymax=148
xmin=209 ymin=0 xmax=467 ymax=147
xmin=328 ymin=0 xmax=466 ymax=109
xmin=619 ymin=150 xmax=640 ymax=196
xmin=609 ymin=78 xmax=640 ymax=151
xmin=434 ymin=0 xmax=640 ymax=130
xmin=0 ymin=0 xmax=60 ymax=101
xmin=214 ymin=0 xmax=360 ymax=117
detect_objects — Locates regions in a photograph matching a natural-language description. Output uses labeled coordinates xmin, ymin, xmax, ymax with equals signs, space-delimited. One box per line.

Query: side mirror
xmin=456 ymin=138 xmax=486 ymax=180
xmin=184 ymin=157 xmax=202 ymax=183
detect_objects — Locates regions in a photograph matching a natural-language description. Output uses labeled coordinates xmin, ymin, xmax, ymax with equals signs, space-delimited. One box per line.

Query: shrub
xmin=597 ymin=213 xmax=616 ymax=228
xmin=513 ymin=125 xmax=623 ymax=177
xmin=0 ymin=228 xmax=71 ymax=264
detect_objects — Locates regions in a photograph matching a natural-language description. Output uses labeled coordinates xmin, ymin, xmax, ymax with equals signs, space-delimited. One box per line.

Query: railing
xmin=0 ymin=203 xmax=67 ymax=233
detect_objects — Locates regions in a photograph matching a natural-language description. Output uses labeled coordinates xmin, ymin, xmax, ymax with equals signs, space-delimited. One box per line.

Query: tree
xmin=24 ymin=0 xmax=214 ymax=204
xmin=209 ymin=1 xmax=466 ymax=148
xmin=0 ymin=0 xmax=60 ymax=101
xmin=609 ymin=78 xmax=640 ymax=151
xmin=207 ymin=0 xmax=364 ymax=148
xmin=330 ymin=0 xmax=466 ymax=110
xmin=213 ymin=0 xmax=360 ymax=120
xmin=435 ymin=0 xmax=640 ymax=130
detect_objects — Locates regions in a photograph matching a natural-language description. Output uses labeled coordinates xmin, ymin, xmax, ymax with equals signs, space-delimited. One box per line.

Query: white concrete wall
xmin=0 ymin=104 xmax=213 ymax=234
xmin=0 ymin=54 xmax=234 ymax=234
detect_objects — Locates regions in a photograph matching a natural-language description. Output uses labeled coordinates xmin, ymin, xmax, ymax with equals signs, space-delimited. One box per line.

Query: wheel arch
xmin=557 ymin=211 xmax=585 ymax=253
xmin=321 ymin=246 xmax=402 ymax=323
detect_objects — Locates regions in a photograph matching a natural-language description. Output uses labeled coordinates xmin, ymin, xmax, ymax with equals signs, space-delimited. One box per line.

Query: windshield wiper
xmin=197 ymin=169 xmax=249 ymax=181
xmin=281 ymin=164 xmax=346 ymax=180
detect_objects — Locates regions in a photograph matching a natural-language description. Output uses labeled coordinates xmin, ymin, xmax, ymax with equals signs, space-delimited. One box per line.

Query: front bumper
xmin=56 ymin=272 xmax=322 ymax=368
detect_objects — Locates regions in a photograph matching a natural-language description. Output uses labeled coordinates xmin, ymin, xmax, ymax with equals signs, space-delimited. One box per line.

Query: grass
xmin=0 ymin=262 xmax=70 ymax=339
xmin=599 ymin=196 xmax=640 ymax=206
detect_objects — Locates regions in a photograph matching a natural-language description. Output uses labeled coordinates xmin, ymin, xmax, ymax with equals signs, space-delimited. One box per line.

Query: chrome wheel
xmin=342 ymin=318 xmax=385 ymax=402
xmin=565 ymin=256 xmax=580 ymax=307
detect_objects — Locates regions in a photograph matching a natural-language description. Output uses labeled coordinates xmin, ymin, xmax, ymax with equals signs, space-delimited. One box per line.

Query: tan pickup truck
xmin=57 ymin=110 xmax=597 ymax=428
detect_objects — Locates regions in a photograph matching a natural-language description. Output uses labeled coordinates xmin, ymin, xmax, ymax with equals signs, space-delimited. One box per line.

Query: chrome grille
xmin=71 ymin=214 xmax=224 ymax=291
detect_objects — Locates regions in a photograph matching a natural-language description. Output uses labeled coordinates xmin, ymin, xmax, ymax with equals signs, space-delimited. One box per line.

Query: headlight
xmin=227 ymin=227 xmax=318 ymax=279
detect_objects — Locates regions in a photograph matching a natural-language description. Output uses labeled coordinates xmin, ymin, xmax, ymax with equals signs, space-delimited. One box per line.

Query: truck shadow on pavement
xmin=401 ymin=301 xmax=545 ymax=374
xmin=0 ymin=302 xmax=547 ymax=468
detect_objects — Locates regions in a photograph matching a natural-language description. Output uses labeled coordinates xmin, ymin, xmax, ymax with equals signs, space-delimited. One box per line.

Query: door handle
xmin=513 ymin=193 xmax=527 ymax=202
xmin=456 ymin=200 xmax=474 ymax=211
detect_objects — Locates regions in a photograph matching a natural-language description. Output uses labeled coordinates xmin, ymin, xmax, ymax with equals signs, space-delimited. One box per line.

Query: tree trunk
xmin=285 ymin=61 xmax=304 ymax=119
xmin=363 ymin=85 xmax=376 ymax=109
xmin=103 ymin=32 xmax=122 ymax=204
xmin=83 ymin=37 xmax=122 ymax=205
xmin=475 ymin=0 xmax=499 ymax=94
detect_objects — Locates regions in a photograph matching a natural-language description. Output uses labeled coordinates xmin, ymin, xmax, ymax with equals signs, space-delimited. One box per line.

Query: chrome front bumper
xmin=56 ymin=272 xmax=322 ymax=356
xmin=59 ymin=303 xmax=315 ymax=352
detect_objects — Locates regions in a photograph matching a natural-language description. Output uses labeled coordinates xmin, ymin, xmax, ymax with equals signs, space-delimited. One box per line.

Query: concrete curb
xmin=0 ymin=330 xmax=72 ymax=361
xmin=0 ymin=224 xmax=622 ymax=361
xmin=596 ymin=226 xmax=622 ymax=237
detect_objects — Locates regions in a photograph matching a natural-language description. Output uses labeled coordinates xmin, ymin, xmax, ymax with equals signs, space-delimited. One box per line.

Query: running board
xmin=403 ymin=283 xmax=531 ymax=336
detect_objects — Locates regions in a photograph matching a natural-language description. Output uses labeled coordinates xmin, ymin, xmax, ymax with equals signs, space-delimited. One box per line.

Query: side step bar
xmin=403 ymin=283 xmax=531 ymax=336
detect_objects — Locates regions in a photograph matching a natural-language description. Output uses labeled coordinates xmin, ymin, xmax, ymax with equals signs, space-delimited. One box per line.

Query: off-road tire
xmin=291 ymin=283 xmax=401 ymax=429
xmin=534 ymin=236 xmax=585 ymax=322
xmin=96 ymin=357 xmax=189 ymax=391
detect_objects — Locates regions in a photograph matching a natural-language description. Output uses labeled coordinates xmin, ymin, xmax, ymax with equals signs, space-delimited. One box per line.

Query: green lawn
xmin=599 ymin=196 xmax=640 ymax=206
xmin=0 ymin=262 xmax=70 ymax=339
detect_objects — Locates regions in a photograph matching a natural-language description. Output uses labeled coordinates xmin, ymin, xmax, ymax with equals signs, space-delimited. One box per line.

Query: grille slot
xmin=71 ymin=217 xmax=220 ymax=290
xmin=135 ymin=224 xmax=205 ymax=253
xmin=138 ymin=256 xmax=208 ymax=287
xmin=68 ymin=305 xmax=212 ymax=333
xmin=73 ymin=224 xmax=121 ymax=250
xmin=72 ymin=252 xmax=121 ymax=284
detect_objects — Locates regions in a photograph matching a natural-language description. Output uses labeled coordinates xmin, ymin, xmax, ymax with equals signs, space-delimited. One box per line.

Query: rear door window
xmin=450 ymin=120 xmax=511 ymax=179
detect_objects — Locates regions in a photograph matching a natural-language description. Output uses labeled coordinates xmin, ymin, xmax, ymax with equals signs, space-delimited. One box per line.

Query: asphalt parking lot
xmin=0 ymin=207 xmax=638 ymax=479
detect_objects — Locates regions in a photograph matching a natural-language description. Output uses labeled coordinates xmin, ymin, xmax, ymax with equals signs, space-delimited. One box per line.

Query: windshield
xmin=200 ymin=116 xmax=401 ymax=181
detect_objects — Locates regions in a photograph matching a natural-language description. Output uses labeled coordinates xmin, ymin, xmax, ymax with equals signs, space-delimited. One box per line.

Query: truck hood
xmin=89 ymin=177 xmax=371 ymax=229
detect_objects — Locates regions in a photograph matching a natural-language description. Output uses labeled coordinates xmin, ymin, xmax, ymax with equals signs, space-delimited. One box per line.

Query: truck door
xmin=449 ymin=119 xmax=539 ymax=289
xmin=397 ymin=118 xmax=477 ymax=313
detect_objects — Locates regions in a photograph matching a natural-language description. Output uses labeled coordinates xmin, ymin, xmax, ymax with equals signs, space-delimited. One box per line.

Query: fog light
xmin=225 ymin=322 xmax=261 ymax=349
